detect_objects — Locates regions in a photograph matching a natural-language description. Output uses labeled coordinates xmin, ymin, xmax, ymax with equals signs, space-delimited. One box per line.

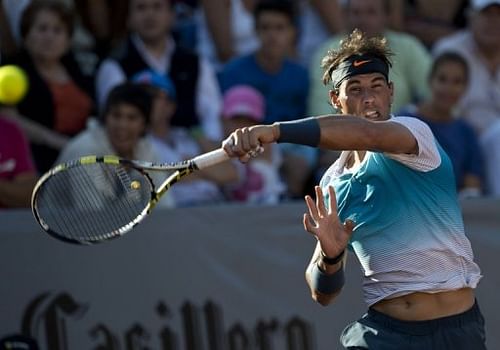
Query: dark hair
xmin=321 ymin=29 xmax=393 ymax=86
xmin=429 ymin=52 xmax=469 ymax=82
xmin=20 ymin=0 xmax=75 ymax=39
xmin=254 ymin=0 xmax=297 ymax=25
xmin=101 ymin=83 xmax=153 ymax=124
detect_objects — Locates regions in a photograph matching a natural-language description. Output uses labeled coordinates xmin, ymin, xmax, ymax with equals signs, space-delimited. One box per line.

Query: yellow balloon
xmin=0 ymin=65 xmax=29 ymax=105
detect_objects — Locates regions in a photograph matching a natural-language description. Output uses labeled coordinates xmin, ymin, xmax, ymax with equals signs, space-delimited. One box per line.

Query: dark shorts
xmin=340 ymin=300 xmax=486 ymax=350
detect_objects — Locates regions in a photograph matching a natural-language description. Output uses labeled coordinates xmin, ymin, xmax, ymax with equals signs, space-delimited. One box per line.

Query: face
xmin=128 ymin=0 xmax=173 ymax=43
xmin=346 ymin=0 xmax=387 ymax=37
xmin=149 ymin=91 xmax=176 ymax=130
xmin=429 ymin=60 xmax=468 ymax=111
xmin=105 ymin=103 xmax=147 ymax=158
xmin=24 ymin=9 xmax=70 ymax=62
xmin=470 ymin=5 xmax=500 ymax=51
xmin=331 ymin=73 xmax=393 ymax=121
xmin=255 ymin=11 xmax=296 ymax=59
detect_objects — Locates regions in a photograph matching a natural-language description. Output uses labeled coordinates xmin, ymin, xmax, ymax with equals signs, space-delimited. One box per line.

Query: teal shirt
xmin=319 ymin=117 xmax=481 ymax=305
xmin=322 ymin=146 xmax=461 ymax=253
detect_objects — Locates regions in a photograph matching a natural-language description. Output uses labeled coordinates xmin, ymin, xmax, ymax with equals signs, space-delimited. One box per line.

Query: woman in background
xmin=6 ymin=0 xmax=94 ymax=173
xmin=400 ymin=52 xmax=484 ymax=197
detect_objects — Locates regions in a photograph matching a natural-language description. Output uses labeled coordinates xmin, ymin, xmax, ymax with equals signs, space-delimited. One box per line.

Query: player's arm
xmin=303 ymin=186 xmax=354 ymax=306
xmin=305 ymin=242 xmax=347 ymax=306
xmin=315 ymin=115 xmax=418 ymax=155
xmin=222 ymin=115 xmax=418 ymax=161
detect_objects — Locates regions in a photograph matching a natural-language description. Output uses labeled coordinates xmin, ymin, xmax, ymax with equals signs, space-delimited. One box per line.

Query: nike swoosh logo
xmin=353 ymin=60 xmax=371 ymax=67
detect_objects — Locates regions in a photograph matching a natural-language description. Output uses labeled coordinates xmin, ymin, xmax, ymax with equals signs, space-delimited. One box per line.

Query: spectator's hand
xmin=303 ymin=185 xmax=355 ymax=258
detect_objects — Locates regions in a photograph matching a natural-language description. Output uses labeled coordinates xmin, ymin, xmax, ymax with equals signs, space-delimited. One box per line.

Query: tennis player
xmin=222 ymin=29 xmax=486 ymax=349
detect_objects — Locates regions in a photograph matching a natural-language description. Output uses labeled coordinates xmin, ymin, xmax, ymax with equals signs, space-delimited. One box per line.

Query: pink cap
xmin=222 ymin=85 xmax=265 ymax=122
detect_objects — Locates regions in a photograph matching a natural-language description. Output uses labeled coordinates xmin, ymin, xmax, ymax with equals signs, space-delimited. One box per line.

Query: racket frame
xmin=31 ymin=149 xmax=230 ymax=244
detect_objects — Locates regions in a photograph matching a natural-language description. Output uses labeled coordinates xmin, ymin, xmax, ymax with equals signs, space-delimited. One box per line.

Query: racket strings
xmin=34 ymin=162 xmax=152 ymax=243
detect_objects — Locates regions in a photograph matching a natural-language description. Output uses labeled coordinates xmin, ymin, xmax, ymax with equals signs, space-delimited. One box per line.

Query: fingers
xmin=234 ymin=128 xmax=251 ymax=152
xmin=327 ymin=185 xmax=337 ymax=214
xmin=343 ymin=219 xmax=356 ymax=236
xmin=305 ymin=194 xmax=320 ymax=223
xmin=222 ymin=129 xmax=263 ymax=161
xmin=315 ymin=186 xmax=326 ymax=216
xmin=303 ymin=213 xmax=317 ymax=235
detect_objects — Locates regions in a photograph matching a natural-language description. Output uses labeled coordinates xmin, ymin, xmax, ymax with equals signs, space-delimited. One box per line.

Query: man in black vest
xmin=96 ymin=0 xmax=223 ymax=141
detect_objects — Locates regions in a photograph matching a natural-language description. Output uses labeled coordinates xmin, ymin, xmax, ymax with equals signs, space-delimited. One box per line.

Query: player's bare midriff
xmin=371 ymin=287 xmax=475 ymax=321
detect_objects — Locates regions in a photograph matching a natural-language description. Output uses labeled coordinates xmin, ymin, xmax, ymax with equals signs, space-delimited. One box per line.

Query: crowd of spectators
xmin=0 ymin=0 xmax=499 ymax=209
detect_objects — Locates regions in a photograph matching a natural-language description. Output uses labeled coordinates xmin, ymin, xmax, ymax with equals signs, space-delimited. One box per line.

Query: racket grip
xmin=192 ymin=148 xmax=230 ymax=169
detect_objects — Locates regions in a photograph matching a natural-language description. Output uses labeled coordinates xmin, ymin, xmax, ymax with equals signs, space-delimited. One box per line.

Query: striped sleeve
xmin=384 ymin=116 xmax=441 ymax=172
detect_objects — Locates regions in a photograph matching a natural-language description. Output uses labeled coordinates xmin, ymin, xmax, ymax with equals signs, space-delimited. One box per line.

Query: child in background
xmin=132 ymin=69 xmax=238 ymax=206
xmin=57 ymin=82 xmax=174 ymax=208
xmin=221 ymin=85 xmax=285 ymax=204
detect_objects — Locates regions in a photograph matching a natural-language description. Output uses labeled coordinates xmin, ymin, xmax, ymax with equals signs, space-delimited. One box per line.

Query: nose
xmin=361 ymin=89 xmax=376 ymax=105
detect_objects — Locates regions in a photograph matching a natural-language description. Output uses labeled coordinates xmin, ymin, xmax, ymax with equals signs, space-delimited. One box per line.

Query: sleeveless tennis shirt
xmin=320 ymin=116 xmax=482 ymax=306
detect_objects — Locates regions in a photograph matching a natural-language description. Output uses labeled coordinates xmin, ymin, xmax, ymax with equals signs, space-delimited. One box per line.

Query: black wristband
xmin=276 ymin=117 xmax=320 ymax=147
xmin=320 ymin=249 xmax=345 ymax=265
xmin=311 ymin=263 xmax=345 ymax=294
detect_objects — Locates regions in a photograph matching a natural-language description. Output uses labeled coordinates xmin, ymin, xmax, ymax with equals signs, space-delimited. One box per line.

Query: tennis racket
xmin=31 ymin=147 xmax=253 ymax=245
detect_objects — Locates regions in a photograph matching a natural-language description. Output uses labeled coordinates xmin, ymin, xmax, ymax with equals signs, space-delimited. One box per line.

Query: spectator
xmin=73 ymin=0 xmax=129 ymax=59
xmin=308 ymin=0 xmax=432 ymax=117
xmin=171 ymin=0 xmax=199 ymax=51
xmin=295 ymin=0 xmax=344 ymax=67
xmin=0 ymin=0 xmax=31 ymax=57
xmin=433 ymin=0 xmax=500 ymax=196
xmin=196 ymin=0 xmax=260 ymax=70
xmin=132 ymin=69 xmax=237 ymax=206
xmin=197 ymin=0 xmax=345 ymax=69
xmin=4 ymin=0 xmax=94 ymax=173
xmin=221 ymin=85 xmax=285 ymax=204
xmin=480 ymin=120 xmax=500 ymax=196
xmin=0 ymin=113 xmax=38 ymax=208
xmin=404 ymin=0 xmax=469 ymax=49
xmin=400 ymin=52 xmax=485 ymax=197
xmin=219 ymin=0 xmax=313 ymax=199
xmin=96 ymin=0 xmax=223 ymax=141
xmin=433 ymin=0 xmax=500 ymax=136
xmin=57 ymin=83 xmax=174 ymax=207
xmin=1 ymin=0 xmax=101 ymax=75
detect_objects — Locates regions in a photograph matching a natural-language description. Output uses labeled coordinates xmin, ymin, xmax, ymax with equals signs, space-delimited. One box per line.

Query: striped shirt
xmin=320 ymin=116 xmax=482 ymax=306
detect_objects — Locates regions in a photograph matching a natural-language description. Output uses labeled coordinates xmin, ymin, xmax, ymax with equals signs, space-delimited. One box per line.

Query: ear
xmin=329 ymin=90 xmax=342 ymax=109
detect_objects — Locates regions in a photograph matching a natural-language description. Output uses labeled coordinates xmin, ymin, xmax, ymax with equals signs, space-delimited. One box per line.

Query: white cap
xmin=471 ymin=0 xmax=500 ymax=11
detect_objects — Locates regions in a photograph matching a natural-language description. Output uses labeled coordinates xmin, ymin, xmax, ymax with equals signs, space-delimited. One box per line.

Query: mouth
xmin=364 ymin=110 xmax=381 ymax=120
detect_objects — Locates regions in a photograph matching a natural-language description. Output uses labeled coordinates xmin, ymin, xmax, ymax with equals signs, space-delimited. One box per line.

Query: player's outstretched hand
xmin=222 ymin=124 xmax=279 ymax=163
xmin=303 ymin=185 xmax=355 ymax=258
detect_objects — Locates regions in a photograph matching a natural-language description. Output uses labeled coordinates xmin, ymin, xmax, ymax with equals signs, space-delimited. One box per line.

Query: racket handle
xmin=192 ymin=148 xmax=230 ymax=169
